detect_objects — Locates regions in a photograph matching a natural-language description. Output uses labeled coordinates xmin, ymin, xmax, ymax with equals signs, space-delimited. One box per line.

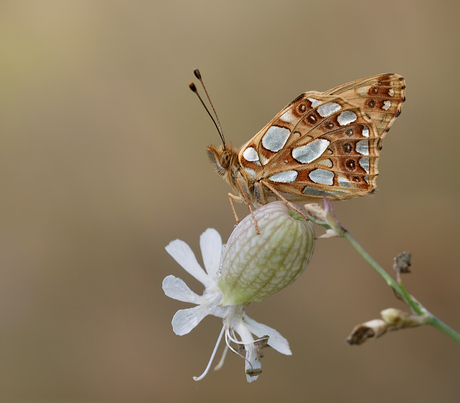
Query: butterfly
xmin=191 ymin=70 xmax=406 ymax=224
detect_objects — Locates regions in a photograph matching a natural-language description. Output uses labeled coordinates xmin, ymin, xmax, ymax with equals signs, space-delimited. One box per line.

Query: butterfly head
xmin=206 ymin=144 xmax=238 ymax=177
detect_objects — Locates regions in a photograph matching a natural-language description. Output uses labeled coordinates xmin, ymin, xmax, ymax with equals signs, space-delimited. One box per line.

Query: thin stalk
xmin=304 ymin=208 xmax=460 ymax=345
xmin=426 ymin=315 xmax=460 ymax=344
xmin=343 ymin=230 xmax=423 ymax=315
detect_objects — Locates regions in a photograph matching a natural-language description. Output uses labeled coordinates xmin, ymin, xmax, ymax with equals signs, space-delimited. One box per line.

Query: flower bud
xmin=218 ymin=201 xmax=315 ymax=306
xmin=346 ymin=319 xmax=388 ymax=345
xmin=380 ymin=308 xmax=408 ymax=326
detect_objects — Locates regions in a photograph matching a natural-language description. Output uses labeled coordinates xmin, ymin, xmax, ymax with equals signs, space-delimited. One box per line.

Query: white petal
xmin=165 ymin=239 xmax=214 ymax=287
xmin=200 ymin=228 xmax=222 ymax=280
xmin=162 ymin=275 xmax=204 ymax=304
xmin=245 ymin=346 xmax=261 ymax=383
xmin=171 ymin=293 xmax=223 ymax=335
xmin=207 ymin=302 xmax=227 ymax=319
xmin=243 ymin=314 xmax=292 ymax=355
xmin=172 ymin=305 xmax=211 ymax=336
xmin=233 ymin=320 xmax=261 ymax=382
xmin=319 ymin=229 xmax=340 ymax=238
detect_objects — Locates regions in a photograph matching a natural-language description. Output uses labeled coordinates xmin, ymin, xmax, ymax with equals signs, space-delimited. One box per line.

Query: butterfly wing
xmin=238 ymin=74 xmax=405 ymax=202
xmin=326 ymin=73 xmax=406 ymax=139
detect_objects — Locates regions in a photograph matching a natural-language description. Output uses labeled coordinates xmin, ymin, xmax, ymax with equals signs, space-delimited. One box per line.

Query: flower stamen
xmin=225 ymin=330 xmax=247 ymax=359
xmin=213 ymin=344 xmax=229 ymax=371
xmin=193 ymin=325 xmax=225 ymax=382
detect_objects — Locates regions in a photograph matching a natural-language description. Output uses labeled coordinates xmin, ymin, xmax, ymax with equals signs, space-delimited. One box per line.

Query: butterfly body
xmin=206 ymin=73 xmax=406 ymax=207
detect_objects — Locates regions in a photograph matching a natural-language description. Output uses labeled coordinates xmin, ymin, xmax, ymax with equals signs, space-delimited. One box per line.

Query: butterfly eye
xmin=220 ymin=150 xmax=232 ymax=169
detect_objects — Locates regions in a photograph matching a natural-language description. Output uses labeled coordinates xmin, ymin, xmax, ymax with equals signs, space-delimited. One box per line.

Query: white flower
xmin=163 ymin=202 xmax=315 ymax=382
xmin=163 ymin=228 xmax=291 ymax=382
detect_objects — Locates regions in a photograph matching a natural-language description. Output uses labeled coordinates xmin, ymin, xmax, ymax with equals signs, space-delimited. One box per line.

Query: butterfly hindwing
xmin=326 ymin=73 xmax=406 ymax=139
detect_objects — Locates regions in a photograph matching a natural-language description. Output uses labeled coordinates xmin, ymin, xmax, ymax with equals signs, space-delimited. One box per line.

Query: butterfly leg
xmin=260 ymin=179 xmax=310 ymax=222
xmin=228 ymin=192 xmax=260 ymax=235
xmin=227 ymin=193 xmax=241 ymax=224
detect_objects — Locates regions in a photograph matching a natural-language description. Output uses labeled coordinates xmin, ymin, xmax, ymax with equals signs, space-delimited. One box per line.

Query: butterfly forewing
xmin=237 ymin=73 xmax=405 ymax=202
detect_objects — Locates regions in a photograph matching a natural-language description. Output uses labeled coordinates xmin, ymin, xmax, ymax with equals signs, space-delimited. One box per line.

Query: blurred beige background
xmin=1 ymin=0 xmax=459 ymax=402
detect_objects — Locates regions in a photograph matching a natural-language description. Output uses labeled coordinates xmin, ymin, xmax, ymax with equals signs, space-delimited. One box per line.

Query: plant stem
xmin=344 ymin=230 xmax=460 ymax=344
xmin=426 ymin=314 xmax=460 ymax=344
xmin=304 ymin=208 xmax=460 ymax=345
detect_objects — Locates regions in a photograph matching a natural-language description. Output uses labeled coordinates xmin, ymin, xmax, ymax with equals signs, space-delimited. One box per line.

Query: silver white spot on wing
xmin=262 ymin=126 xmax=291 ymax=152
xmin=317 ymin=102 xmax=341 ymax=118
xmin=269 ymin=170 xmax=298 ymax=183
xmin=359 ymin=157 xmax=370 ymax=173
xmin=242 ymin=147 xmax=260 ymax=165
xmin=388 ymin=88 xmax=395 ymax=97
xmin=338 ymin=175 xmax=352 ymax=188
xmin=280 ymin=109 xmax=297 ymax=124
xmin=362 ymin=125 xmax=369 ymax=137
xmin=292 ymin=139 xmax=330 ymax=164
xmin=356 ymin=140 xmax=369 ymax=155
xmin=278 ymin=191 xmax=303 ymax=200
xmin=245 ymin=167 xmax=257 ymax=180
xmin=337 ymin=111 xmax=357 ymax=126
xmin=303 ymin=187 xmax=346 ymax=197
xmin=309 ymin=169 xmax=334 ymax=185
xmin=382 ymin=100 xmax=391 ymax=110
xmin=307 ymin=97 xmax=322 ymax=108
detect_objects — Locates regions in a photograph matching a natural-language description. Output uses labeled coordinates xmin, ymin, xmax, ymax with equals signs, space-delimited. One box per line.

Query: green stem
xmin=305 ymin=210 xmax=460 ymax=345
xmin=344 ymin=230 xmax=460 ymax=344
xmin=426 ymin=314 xmax=460 ymax=344
xmin=343 ymin=230 xmax=423 ymax=315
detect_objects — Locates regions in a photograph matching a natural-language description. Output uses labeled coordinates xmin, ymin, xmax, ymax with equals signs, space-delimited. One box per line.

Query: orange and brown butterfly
xmin=190 ymin=69 xmax=405 ymax=224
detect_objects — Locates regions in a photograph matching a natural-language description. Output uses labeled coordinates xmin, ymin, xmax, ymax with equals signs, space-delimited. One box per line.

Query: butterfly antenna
xmin=189 ymin=68 xmax=227 ymax=148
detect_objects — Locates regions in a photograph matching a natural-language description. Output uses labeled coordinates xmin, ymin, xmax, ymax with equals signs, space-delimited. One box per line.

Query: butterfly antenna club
xmin=190 ymin=68 xmax=227 ymax=148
